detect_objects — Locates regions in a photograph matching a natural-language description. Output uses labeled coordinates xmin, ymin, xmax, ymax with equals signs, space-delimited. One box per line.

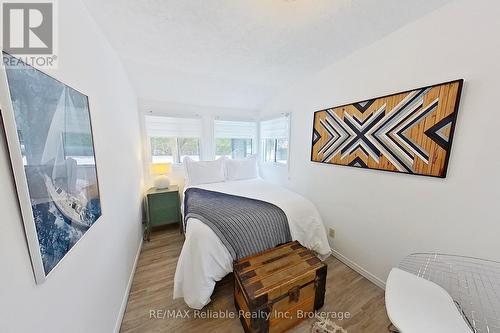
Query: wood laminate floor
xmin=120 ymin=225 xmax=391 ymax=333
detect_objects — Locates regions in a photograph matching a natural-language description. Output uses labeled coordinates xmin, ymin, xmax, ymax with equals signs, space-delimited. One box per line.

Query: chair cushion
xmin=385 ymin=268 xmax=471 ymax=333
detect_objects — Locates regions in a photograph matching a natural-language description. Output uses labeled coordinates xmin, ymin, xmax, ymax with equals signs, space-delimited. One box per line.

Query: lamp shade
xmin=150 ymin=163 xmax=172 ymax=175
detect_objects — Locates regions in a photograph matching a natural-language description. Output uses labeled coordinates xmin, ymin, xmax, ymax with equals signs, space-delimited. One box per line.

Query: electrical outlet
xmin=328 ymin=228 xmax=335 ymax=239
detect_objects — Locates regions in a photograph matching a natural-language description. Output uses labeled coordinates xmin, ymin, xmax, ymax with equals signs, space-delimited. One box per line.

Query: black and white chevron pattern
xmin=314 ymin=86 xmax=457 ymax=174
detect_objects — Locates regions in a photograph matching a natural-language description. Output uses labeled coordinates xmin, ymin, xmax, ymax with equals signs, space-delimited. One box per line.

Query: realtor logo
xmin=2 ymin=1 xmax=53 ymax=53
xmin=1 ymin=0 xmax=57 ymax=68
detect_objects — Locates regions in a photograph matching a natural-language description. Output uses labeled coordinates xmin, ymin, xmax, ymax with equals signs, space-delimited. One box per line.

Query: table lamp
xmin=151 ymin=162 xmax=172 ymax=189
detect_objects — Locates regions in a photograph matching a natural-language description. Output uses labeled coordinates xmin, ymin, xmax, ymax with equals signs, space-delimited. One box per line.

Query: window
xmin=214 ymin=120 xmax=257 ymax=159
xmin=260 ymin=115 xmax=289 ymax=164
xmin=145 ymin=115 xmax=202 ymax=164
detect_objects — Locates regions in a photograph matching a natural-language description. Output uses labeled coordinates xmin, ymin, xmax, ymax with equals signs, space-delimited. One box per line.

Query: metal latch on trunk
xmin=288 ymin=286 xmax=300 ymax=302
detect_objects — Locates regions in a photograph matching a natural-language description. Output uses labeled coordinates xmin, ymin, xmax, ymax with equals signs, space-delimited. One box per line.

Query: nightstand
xmin=144 ymin=186 xmax=181 ymax=241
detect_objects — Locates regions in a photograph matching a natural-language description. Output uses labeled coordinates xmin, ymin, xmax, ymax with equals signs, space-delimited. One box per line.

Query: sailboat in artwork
xmin=40 ymin=87 xmax=92 ymax=229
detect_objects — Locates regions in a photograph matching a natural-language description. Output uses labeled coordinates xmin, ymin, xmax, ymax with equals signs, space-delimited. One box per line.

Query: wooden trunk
xmin=233 ymin=241 xmax=328 ymax=333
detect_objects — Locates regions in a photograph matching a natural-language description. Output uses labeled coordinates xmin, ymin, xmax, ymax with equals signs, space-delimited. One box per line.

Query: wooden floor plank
xmin=120 ymin=225 xmax=391 ymax=332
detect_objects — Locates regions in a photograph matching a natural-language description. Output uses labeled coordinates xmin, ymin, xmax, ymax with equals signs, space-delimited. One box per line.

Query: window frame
xmin=142 ymin=113 xmax=291 ymax=172
xmin=150 ymin=136 xmax=201 ymax=165
xmin=144 ymin=114 xmax=203 ymax=166
xmin=259 ymin=114 xmax=290 ymax=166
xmin=215 ymin=137 xmax=254 ymax=160
xmin=213 ymin=118 xmax=258 ymax=160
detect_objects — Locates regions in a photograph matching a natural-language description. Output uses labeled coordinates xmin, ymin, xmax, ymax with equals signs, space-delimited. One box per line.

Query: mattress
xmin=173 ymin=178 xmax=331 ymax=309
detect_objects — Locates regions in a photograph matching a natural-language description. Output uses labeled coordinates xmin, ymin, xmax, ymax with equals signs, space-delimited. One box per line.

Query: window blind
xmin=259 ymin=116 xmax=289 ymax=139
xmin=214 ymin=120 xmax=257 ymax=139
xmin=145 ymin=115 xmax=202 ymax=138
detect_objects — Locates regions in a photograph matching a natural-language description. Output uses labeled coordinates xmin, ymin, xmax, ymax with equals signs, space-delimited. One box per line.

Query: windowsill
xmin=259 ymin=161 xmax=288 ymax=168
xmin=171 ymin=163 xmax=184 ymax=169
xmin=156 ymin=161 xmax=288 ymax=169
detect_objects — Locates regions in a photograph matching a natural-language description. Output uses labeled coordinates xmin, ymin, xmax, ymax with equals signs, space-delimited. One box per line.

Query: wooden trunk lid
xmin=234 ymin=241 xmax=327 ymax=306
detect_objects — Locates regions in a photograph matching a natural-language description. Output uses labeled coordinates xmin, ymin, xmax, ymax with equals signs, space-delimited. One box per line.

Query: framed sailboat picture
xmin=0 ymin=52 xmax=102 ymax=283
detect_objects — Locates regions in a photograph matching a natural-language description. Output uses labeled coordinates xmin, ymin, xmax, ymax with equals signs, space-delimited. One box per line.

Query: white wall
xmin=0 ymin=1 xmax=144 ymax=332
xmin=260 ymin=0 xmax=500 ymax=286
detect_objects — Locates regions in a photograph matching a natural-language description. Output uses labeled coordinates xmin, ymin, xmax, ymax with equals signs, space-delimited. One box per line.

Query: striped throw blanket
xmin=184 ymin=188 xmax=292 ymax=260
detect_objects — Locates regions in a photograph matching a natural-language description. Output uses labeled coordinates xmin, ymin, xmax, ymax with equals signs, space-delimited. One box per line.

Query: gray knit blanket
xmin=184 ymin=188 xmax=292 ymax=260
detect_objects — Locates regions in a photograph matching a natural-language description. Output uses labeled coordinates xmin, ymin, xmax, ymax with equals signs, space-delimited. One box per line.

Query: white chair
xmin=385 ymin=253 xmax=500 ymax=333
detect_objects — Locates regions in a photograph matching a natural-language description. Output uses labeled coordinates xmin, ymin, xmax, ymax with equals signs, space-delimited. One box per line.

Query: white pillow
xmin=225 ymin=156 xmax=258 ymax=181
xmin=184 ymin=157 xmax=225 ymax=186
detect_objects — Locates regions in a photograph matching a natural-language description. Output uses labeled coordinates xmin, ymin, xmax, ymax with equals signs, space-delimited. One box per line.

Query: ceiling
xmin=82 ymin=0 xmax=451 ymax=113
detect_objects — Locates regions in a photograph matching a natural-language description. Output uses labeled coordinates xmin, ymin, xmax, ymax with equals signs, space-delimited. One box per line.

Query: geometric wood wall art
xmin=311 ymin=79 xmax=463 ymax=178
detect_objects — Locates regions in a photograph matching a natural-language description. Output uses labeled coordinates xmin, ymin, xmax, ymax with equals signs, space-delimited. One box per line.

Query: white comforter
xmin=173 ymin=179 xmax=331 ymax=309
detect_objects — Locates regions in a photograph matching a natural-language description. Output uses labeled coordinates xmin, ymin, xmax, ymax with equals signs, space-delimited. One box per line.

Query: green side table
xmin=144 ymin=185 xmax=182 ymax=241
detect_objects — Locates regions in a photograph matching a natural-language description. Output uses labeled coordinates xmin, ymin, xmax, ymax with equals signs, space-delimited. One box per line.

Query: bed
xmin=173 ymin=177 xmax=332 ymax=309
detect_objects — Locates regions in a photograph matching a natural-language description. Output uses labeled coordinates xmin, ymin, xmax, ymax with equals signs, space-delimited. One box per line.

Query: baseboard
xmin=331 ymin=249 xmax=386 ymax=290
xmin=113 ymin=238 xmax=143 ymax=333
